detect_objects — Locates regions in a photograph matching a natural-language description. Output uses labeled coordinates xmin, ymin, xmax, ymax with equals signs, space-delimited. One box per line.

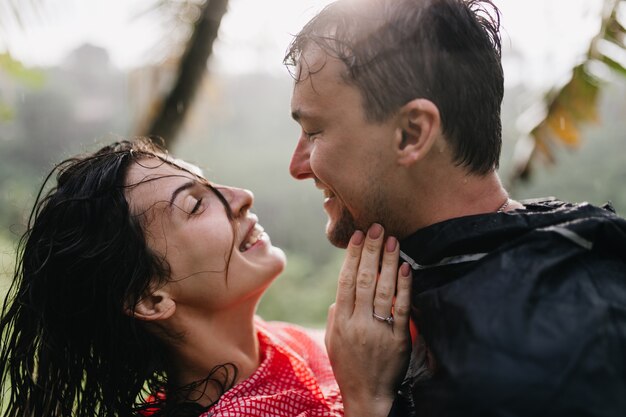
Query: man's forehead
xmin=295 ymin=46 xmax=328 ymax=78
xmin=291 ymin=51 xmax=356 ymax=121
xmin=294 ymin=45 xmax=349 ymax=83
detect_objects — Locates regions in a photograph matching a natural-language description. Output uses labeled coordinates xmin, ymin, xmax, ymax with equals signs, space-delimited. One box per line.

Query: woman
xmin=0 ymin=138 xmax=411 ymax=417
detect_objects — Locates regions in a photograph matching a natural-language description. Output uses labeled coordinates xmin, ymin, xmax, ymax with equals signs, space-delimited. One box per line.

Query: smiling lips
xmin=315 ymin=181 xmax=335 ymax=201
xmin=240 ymin=223 xmax=266 ymax=252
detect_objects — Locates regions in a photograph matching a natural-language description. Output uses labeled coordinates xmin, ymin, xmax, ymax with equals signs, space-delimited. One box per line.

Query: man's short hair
xmin=285 ymin=0 xmax=504 ymax=175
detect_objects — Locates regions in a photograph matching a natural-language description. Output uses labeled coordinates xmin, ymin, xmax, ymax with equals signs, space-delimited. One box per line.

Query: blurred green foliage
xmin=0 ymin=233 xmax=15 ymax=294
xmin=0 ymin=53 xmax=45 ymax=88
xmin=0 ymin=53 xmax=45 ymax=122
xmin=257 ymin=250 xmax=344 ymax=327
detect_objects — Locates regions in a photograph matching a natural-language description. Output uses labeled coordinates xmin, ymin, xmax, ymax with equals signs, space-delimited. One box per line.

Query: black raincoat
xmin=390 ymin=199 xmax=626 ymax=417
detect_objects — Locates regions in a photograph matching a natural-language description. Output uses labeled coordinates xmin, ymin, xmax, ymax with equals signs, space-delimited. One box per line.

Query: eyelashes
xmin=303 ymin=130 xmax=321 ymax=141
xmin=190 ymin=198 xmax=203 ymax=215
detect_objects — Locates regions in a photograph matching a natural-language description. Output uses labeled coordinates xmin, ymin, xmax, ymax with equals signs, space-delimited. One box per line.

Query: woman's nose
xmin=226 ymin=187 xmax=254 ymax=216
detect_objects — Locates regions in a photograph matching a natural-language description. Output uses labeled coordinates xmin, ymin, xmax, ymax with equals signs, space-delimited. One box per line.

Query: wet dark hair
xmin=284 ymin=0 xmax=504 ymax=174
xmin=0 ymin=138 xmax=236 ymax=417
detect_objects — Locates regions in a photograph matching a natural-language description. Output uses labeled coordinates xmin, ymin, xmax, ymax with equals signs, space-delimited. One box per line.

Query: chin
xmin=325 ymin=219 xmax=355 ymax=249
xmin=269 ymin=246 xmax=287 ymax=274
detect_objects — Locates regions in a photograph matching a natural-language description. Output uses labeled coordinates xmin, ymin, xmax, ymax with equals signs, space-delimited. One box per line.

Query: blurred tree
xmin=509 ymin=0 xmax=626 ymax=187
xmin=141 ymin=0 xmax=229 ymax=146
xmin=0 ymin=0 xmax=229 ymax=148
xmin=0 ymin=0 xmax=43 ymax=35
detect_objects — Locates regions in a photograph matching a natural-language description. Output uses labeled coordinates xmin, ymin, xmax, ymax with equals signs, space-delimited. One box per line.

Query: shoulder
xmin=412 ymin=209 xmax=626 ymax=412
xmin=408 ymin=201 xmax=626 ymax=413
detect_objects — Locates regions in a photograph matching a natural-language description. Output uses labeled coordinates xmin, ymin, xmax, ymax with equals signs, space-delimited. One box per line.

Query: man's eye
xmin=304 ymin=130 xmax=321 ymax=141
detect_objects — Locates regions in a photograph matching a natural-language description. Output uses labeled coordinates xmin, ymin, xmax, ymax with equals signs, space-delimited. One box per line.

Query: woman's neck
xmin=164 ymin=304 xmax=261 ymax=404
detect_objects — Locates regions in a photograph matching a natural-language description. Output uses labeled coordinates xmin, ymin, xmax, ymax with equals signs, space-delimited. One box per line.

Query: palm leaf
xmin=509 ymin=0 xmax=626 ymax=186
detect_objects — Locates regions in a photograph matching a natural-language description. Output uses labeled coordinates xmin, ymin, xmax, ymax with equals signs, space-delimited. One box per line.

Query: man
xmin=285 ymin=0 xmax=626 ymax=415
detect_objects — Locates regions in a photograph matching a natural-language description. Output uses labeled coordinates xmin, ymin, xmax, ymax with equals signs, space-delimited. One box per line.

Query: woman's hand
xmin=325 ymin=224 xmax=412 ymax=417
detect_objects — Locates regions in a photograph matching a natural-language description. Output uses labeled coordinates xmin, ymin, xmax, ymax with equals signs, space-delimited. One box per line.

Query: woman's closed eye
xmin=188 ymin=197 xmax=204 ymax=216
xmin=192 ymin=198 xmax=203 ymax=213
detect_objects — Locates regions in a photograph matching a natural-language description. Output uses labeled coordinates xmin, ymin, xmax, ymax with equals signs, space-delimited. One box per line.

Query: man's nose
xmin=289 ymin=138 xmax=314 ymax=180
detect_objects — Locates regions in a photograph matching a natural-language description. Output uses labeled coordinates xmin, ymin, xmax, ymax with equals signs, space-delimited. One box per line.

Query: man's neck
xmin=393 ymin=167 xmax=513 ymax=238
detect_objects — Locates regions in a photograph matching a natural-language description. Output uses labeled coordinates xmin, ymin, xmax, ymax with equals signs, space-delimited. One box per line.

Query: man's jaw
xmin=326 ymin=205 xmax=359 ymax=248
xmin=313 ymin=180 xmax=358 ymax=247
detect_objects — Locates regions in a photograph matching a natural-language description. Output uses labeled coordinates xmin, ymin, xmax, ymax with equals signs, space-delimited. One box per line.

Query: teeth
xmin=241 ymin=224 xmax=265 ymax=251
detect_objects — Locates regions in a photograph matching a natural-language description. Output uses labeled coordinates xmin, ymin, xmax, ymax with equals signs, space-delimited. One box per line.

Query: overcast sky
xmin=0 ymin=0 xmax=608 ymax=87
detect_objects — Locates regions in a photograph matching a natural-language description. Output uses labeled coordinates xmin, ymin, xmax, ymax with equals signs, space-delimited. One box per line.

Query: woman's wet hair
xmin=0 ymin=137 xmax=236 ymax=417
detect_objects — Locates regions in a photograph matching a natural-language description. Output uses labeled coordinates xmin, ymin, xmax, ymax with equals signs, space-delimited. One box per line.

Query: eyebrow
xmin=291 ymin=108 xmax=315 ymax=122
xmin=169 ymin=181 xmax=196 ymax=207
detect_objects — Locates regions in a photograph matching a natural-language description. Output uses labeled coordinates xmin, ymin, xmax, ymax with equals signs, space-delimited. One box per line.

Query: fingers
xmin=354 ymin=224 xmax=384 ymax=317
xmin=336 ymin=224 xmax=410 ymax=327
xmin=325 ymin=303 xmax=336 ymax=350
xmin=392 ymin=263 xmax=412 ymax=332
xmin=335 ymin=230 xmax=365 ymax=318
xmin=373 ymin=236 xmax=400 ymax=319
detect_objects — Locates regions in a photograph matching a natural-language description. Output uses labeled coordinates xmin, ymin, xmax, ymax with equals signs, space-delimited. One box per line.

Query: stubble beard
xmin=326 ymin=204 xmax=359 ymax=248
xmin=326 ymin=188 xmax=393 ymax=248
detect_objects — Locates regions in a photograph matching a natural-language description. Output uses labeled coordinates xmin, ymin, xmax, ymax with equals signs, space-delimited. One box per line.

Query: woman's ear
xmin=394 ymin=99 xmax=441 ymax=167
xmin=127 ymin=290 xmax=176 ymax=322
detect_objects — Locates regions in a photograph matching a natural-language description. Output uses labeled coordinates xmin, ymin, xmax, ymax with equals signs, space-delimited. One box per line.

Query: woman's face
xmin=125 ymin=157 xmax=286 ymax=315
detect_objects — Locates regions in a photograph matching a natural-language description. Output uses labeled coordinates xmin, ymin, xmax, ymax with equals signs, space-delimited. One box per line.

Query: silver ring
xmin=372 ymin=312 xmax=394 ymax=325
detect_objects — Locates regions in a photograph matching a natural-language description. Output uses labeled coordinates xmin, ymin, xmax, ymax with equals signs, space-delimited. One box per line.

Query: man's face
xmin=289 ymin=49 xmax=399 ymax=247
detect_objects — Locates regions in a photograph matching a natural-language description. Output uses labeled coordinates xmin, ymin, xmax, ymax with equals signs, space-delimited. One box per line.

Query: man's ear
xmin=395 ymin=99 xmax=441 ymax=167
xmin=127 ymin=289 xmax=176 ymax=322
